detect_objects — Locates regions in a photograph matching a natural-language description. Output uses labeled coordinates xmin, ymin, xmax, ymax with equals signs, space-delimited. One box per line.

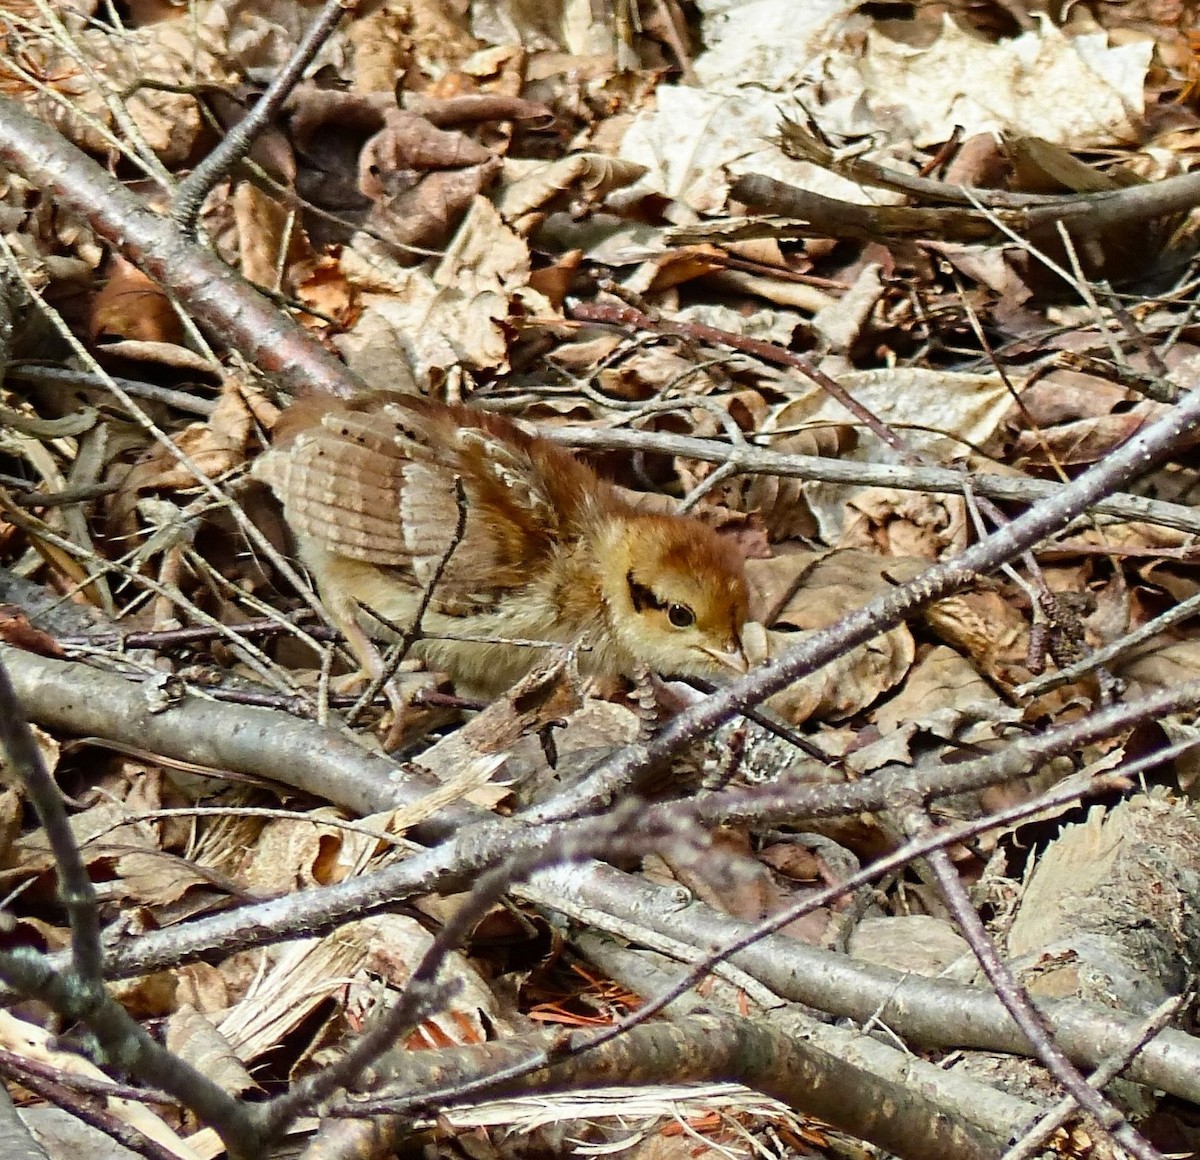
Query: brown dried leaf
xmin=528 ymin=247 xmax=583 ymax=310
xmin=114 ymin=380 xmax=275 ymax=519
xmin=237 ymin=814 xmax=336 ymax=895
xmin=698 ymin=429 xmax=853 ymax=542
xmin=166 ymin=1005 xmax=257 ymax=1096
xmin=113 ymin=850 xmax=217 ymax=908
xmin=346 ymin=4 xmax=412 ymax=94
xmin=1116 ymin=635 xmax=1200 ymax=696
xmin=89 ymin=256 xmax=182 ymax=346
xmin=871 ymin=645 xmax=1022 ymax=743
xmin=653 ymin=828 xmax=839 ymax=945
xmin=0 ymin=603 xmax=64 ymax=657
xmin=361 ymin=109 xmax=492 ymax=197
xmin=108 ymin=971 xmax=179 ymax=1019
xmin=0 ymin=722 xmax=57 ymax=796
xmin=231 ymin=182 xmax=312 ymax=292
xmin=0 ymin=1010 xmax=200 ymax=1156
xmin=92 ymin=340 xmax=216 ymax=373
xmin=923 ymin=586 xmax=1032 ymax=687
xmin=292 ymin=253 xmax=358 ymax=330
xmin=12 ymin=15 xmax=224 ymax=164
xmin=840 ymin=487 xmax=969 ymax=560
xmin=848 ymin=915 xmax=972 ymax=978
xmin=747 ymin=550 xmax=916 ymax=724
xmin=498 ymin=154 xmax=648 ymax=235
xmin=1012 ymin=404 xmax=1167 ymax=468
xmin=0 ymin=788 xmax=22 ymax=868
xmin=337 ymin=260 xmax=512 ymax=379
xmin=174 ymin=962 xmax=230 ymax=1014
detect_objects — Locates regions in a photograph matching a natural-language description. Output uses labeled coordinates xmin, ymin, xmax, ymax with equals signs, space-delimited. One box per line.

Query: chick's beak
xmin=703 ymin=635 xmax=750 ymax=675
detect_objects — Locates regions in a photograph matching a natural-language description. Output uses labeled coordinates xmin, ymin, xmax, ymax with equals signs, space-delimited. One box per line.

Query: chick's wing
xmin=253 ymin=398 xmax=565 ymax=609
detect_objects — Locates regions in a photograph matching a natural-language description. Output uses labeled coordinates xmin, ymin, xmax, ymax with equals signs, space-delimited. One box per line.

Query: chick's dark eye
xmin=668 ymin=603 xmax=695 ymax=628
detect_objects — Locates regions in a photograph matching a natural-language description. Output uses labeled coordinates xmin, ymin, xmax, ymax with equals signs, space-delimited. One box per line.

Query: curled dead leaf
xmin=111 ymin=380 xmax=276 ymax=528
xmin=90 ymin=256 xmax=182 ymax=346
xmin=745 ymin=550 xmax=916 ymax=725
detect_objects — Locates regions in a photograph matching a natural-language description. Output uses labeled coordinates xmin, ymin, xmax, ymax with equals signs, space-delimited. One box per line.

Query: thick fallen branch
xmin=323 ymin=1012 xmax=1002 ymax=1160
xmin=0 ymin=95 xmax=362 ymax=401
xmin=5 ymin=645 xmax=1200 ymax=1107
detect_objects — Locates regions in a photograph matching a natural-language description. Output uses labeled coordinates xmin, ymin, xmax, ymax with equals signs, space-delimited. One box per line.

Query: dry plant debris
xmin=1 ymin=1 xmax=1200 ymax=1158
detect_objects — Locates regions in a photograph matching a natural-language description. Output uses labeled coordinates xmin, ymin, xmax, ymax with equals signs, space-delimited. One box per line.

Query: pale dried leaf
xmin=841 ymin=488 xmax=969 ymax=560
xmin=216 ymin=936 xmax=367 ymax=1062
xmin=872 ymin=645 xmax=1022 ymax=743
xmin=0 ymin=1010 xmax=205 ymax=1159
xmin=112 ymin=850 xmax=215 ymax=908
xmin=358 ymin=281 xmax=509 ymax=377
xmin=848 ymin=915 xmax=972 ymax=979
xmin=166 ymin=1005 xmax=257 ymax=1096
xmin=435 ymin=195 xmax=531 ymax=295
xmin=856 ymin=18 xmax=1150 ymax=148
xmin=498 ymin=153 xmax=648 ymax=234
xmin=1116 ymin=635 xmax=1200 ymax=696
xmin=237 ymin=814 xmax=336 ymax=895
xmin=115 ymin=380 xmax=268 ymax=512
xmin=755 ymin=550 xmax=915 ymax=723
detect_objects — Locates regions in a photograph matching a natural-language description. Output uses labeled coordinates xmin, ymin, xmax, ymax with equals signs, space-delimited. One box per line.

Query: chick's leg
xmin=319 ymin=600 xmax=433 ymax=751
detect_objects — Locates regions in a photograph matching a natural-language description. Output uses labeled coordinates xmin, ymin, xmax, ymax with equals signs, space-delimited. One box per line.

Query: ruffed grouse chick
xmin=253 ymin=394 xmax=749 ymax=698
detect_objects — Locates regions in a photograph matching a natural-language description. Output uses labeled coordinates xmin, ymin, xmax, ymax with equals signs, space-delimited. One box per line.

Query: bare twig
xmin=173 ymin=0 xmax=349 ymax=232
xmin=1017 ymin=584 xmax=1200 ymax=697
xmin=1002 ymin=994 xmax=1187 ymax=1160
xmin=347 ymin=477 xmax=469 ymax=725
xmin=729 ymin=169 xmax=1200 ymax=247
xmin=0 ymin=1054 xmax=179 ymax=1160
xmin=0 ymin=94 xmax=363 ymax=400
xmin=0 ymin=658 xmax=261 ymax=1158
xmin=0 ymin=1047 xmax=175 ymax=1106
xmin=0 ymin=658 xmax=101 ymax=984
xmin=544 ymin=422 xmax=1200 ymax=536
xmin=903 ymin=807 xmax=1164 ymax=1160
xmin=6 ymin=644 xmax=1200 ymax=1105
xmin=9 ymin=364 xmax=217 ymax=417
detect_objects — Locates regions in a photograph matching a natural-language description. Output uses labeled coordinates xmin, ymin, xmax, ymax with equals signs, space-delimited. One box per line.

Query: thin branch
xmin=173 ymin=0 xmax=349 ymax=232
xmin=545 ymin=423 xmax=1200 ymax=536
xmin=0 ymin=947 xmax=260 ymax=1159
xmin=8 ymin=364 xmax=218 ymax=418
xmin=0 ymin=1047 xmax=175 ymax=1106
xmin=1017 ymin=584 xmax=1200 ymax=696
xmin=905 ymin=807 xmax=1165 ymax=1160
xmin=326 ymin=1012 xmax=1002 ymax=1160
xmin=0 ymin=657 xmax=102 ymax=985
xmin=1002 ymin=994 xmax=1187 ymax=1160
xmin=6 ymin=646 xmax=1200 ymax=1105
xmin=347 ymin=477 xmax=469 ymax=725
xmin=0 ymin=1054 xmax=179 ymax=1160
xmin=0 ymin=94 xmax=363 ymax=400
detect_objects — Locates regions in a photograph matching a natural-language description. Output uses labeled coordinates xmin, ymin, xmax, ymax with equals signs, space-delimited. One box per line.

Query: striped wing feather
xmin=254 ymin=397 xmax=576 ymax=610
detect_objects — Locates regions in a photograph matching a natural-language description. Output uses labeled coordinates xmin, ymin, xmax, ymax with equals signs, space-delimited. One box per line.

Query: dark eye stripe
xmin=626 ymin=571 xmax=666 ymax=613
